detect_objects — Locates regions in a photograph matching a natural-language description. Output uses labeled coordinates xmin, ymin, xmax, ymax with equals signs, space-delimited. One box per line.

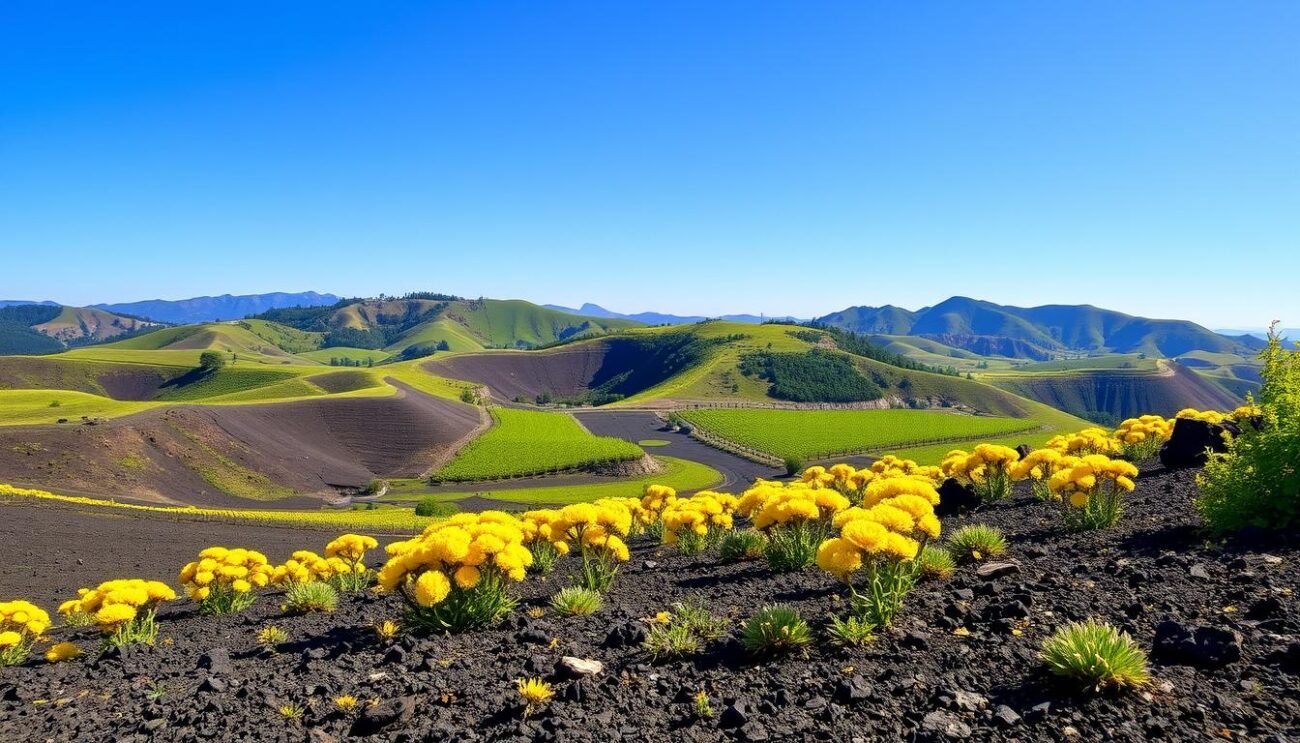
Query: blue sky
xmin=2 ymin=2 xmax=1296 ymax=327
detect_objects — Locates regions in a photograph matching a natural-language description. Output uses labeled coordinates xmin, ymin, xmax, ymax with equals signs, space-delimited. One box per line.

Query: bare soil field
xmin=1 ymin=465 xmax=1297 ymax=741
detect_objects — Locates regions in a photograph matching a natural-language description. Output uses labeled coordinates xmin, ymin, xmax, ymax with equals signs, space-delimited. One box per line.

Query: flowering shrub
xmin=1112 ymin=415 xmax=1172 ymax=461
xmin=516 ymin=677 xmax=555 ymax=717
xmin=180 ymin=547 xmax=274 ymax=614
xmin=324 ymin=533 xmax=379 ymax=592
xmin=1045 ymin=428 xmax=1122 ymax=456
xmin=61 ymin=579 xmax=176 ymax=646
xmin=0 ymin=600 xmax=51 ymax=666
xmin=1176 ymin=408 xmax=1225 ymax=424
xmin=271 ymin=551 xmax=343 ymax=586
xmin=519 ymin=509 xmax=569 ymax=575
xmin=378 ymin=511 xmax=532 ymax=632
xmin=1230 ymin=404 xmax=1263 ymax=422
xmin=799 ymin=458 xmax=943 ymax=504
xmin=817 ymin=476 xmax=941 ymax=626
xmin=737 ymin=480 xmax=850 ymax=572
xmin=661 ymin=491 xmax=738 ymax=554
xmin=639 ymin=484 xmax=678 ymax=539
xmin=1049 ymin=455 xmax=1139 ymax=530
xmin=1199 ymin=328 xmax=1300 ymax=532
xmin=548 ymin=500 xmax=632 ymax=592
xmin=941 ymin=444 xmax=1021 ymax=501
xmin=1011 ymin=448 xmax=1071 ymax=500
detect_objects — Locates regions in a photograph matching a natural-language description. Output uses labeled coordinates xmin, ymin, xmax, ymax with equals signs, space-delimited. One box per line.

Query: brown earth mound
xmin=0 ymin=383 xmax=481 ymax=507
xmin=0 ymin=357 xmax=186 ymax=401
xmin=425 ymin=344 xmax=611 ymax=401
xmin=991 ymin=361 xmax=1240 ymax=421
xmin=308 ymin=370 xmax=381 ymax=394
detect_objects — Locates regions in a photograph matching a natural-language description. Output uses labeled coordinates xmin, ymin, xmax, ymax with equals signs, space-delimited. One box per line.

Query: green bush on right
xmin=1198 ymin=327 xmax=1300 ymax=532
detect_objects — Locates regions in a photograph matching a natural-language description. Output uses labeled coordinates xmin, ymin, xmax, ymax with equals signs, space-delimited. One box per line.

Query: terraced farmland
xmin=434 ymin=407 xmax=644 ymax=481
xmin=680 ymin=408 xmax=1039 ymax=461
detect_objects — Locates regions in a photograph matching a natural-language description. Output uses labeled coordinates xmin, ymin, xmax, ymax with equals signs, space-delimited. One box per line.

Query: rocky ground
xmin=2 ymin=464 xmax=1298 ymax=742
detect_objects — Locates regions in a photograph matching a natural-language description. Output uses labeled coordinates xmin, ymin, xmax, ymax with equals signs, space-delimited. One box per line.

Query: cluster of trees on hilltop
xmin=0 ymin=305 xmax=64 ymax=355
xmin=254 ymin=296 xmax=456 ymax=350
xmin=791 ymin=324 xmax=959 ymax=376
xmin=739 ymin=348 xmax=884 ymax=403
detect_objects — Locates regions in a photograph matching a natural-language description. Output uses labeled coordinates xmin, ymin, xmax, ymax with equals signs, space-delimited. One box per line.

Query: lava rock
xmin=719 ymin=699 xmax=754 ymax=729
xmin=936 ymin=479 xmax=979 ymax=517
xmin=921 ymin=710 xmax=972 ymax=739
xmin=196 ymin=649 xmax=233 ymax=677
xmin=1189 ymin=564 xmax=1212 ymax=581
xmin=1159 ymin=418 xmax=1234 ymax=469
xmin=835 ymin=676 xmax=872 ymax=704
xmin=976 ymin=562 xmax=1020 ymax=580
xmin=603 ymin=620 xmax=648 ymax=649
xmin=993 ymin=705 xmax=1021 ymax=727
xmin=1152 ymin=621 xmax=1243 ymax=668
xmin=515 ymin=629 xmax=550 ymax=646
xmin=197 ymin=676 xmax=228 ymax=694
xmin=555 ymin=656 xmax=604 ymax=679
xmin=350 ymin=695 xmax=415 ymax=736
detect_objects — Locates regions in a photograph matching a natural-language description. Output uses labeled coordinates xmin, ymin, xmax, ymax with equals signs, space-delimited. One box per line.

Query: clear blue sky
xmin=2 ymin=1 xmax=1296 ymax=327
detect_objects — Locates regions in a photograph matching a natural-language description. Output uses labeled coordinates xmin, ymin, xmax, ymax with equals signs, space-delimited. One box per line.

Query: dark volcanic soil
xmin=0 ymin=384 xmax=480 ymax=507
xmin=2 ymin=465 xmax=1298 ymax=742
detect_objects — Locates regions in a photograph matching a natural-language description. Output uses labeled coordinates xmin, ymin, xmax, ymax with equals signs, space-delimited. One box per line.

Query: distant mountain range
xmin=815 ymin=296 xmax=1264 ymax=360
xmin=93 ymin=292 xmax=342 ymax=324
xmin=1215 ymin=328 xmax=1300 ymax=342
xmin=543 ymin=303 xmax=803 ymax=326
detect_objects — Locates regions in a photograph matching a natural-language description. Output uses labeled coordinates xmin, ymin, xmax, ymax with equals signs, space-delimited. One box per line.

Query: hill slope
xmin=95 ymin=291 xmax=341 ymax=324
xmin=819 ymin=296 xmax=1264 ymax=359
xmin=0 ymin=304 xmax=157 ymax=355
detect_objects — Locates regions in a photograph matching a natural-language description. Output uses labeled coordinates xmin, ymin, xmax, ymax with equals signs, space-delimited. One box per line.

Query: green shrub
xmin=549 ymin=587 xmax=602 ymax=617
xmin=947 ymin=524 xmax=1007 ymax=561
xmin=784 ymin=457 xmax=804 ymax=477
xmin=718 ymin=530 xmax=766 ymax=562
xmin=529 ymin=541 xmax=562 ymax=575
xmin=672 ymin=596 xmax=729 ymax=641
xmin=644 ymin=622 xmax=701 ymax=659
xmin=404 ymin=572 xmax=516 ymax=633
xmin=414 ymin=497 xmax=458 ymax=518
xmin=282 ymin=581 xmax=339 ymax=614
xmin=1198 ymin=328 xmax=1300 ymax=532
xmin=1040 ymin=620 xmax=1150 ymax=691
xmin=741 ymin=605 xmax=812 ymax=656
xmin=642 ymin=597 xmax=729 ymax=660
xmin=827 ymin=613 xmax=875 ymax=647
xmin=764 ymin=521 xmax=829 ymax=573
xmin=918 ymin=544 xmax=956 ymax=580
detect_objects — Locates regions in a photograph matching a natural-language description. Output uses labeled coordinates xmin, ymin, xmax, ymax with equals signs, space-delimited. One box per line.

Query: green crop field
xmin=297 ymin=347 xmax=392 ymax=365
xmin=435 ymin=407 xmax=644 ymax=481
xmin=680 ymin=408 xmax=1040 ymax=461
xmin=0 ymin=389 xmax=158 ymax=425
xmin=391 ymin=455 xmax=720 ymax=505
xmin=156 ymin=368 xmax=303 ymax=401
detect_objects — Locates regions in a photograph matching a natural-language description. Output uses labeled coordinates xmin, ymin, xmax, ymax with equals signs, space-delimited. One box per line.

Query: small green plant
xmin=106 ymin=610 xmax=160 ymax=648
xmin=333 ymin=695 xmax=359 ymax=714
xmin=741 ymin=605 xmax=812 ymax=656
xmin=827 ymin=613 xmax=876 ymax=647
xmin=918 ymin=544 xmax=956 ymax=580
xmin=257 ymin=625 xmax=290 ymax=652
xmin=414 ymin=496 xmax=458 ymax=518
xmin=784 ymin=456 xmax=804 ymax=477
xmin=764 ymin=520 xmax=829 ymax=573
xmin=718 ymin=530 xmax=766 ymax=562
xmin=373 ymin=619 xmax=400 ymax=643
xmin=672 ymin=597 xmax=729 ymax=641
xmin=144 ymin=682 xmax=167 ymax=702
xmin=644 ymin=621 xmax=701 ymax=659
xmin=1040 ymin=620 xmax=1151 ymax=691
xmin=549 ymin=586 xmax=602 ymax=617
xmin=278 ymin=702 xmax=306 ymax=720
xmin=947 ymin=524 xmax=1007 ymax=561
xmin=282 ymin=581 xmax=339 ymax=614
xmin=693 ymin=690 xmax=715 ymax=719
xmin=529 ymin=541 xmax=562 ymax=575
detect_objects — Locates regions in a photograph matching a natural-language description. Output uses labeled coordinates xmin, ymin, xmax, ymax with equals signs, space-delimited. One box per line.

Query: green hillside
xmin=0 ymin=304 xmax=157 ymax=355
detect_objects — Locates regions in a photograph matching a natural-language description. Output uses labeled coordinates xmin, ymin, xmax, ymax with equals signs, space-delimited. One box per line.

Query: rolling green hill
xmin=819 ymin=296 xmax=1264 ymax=360
xmin=0 ymin=304 xmax=158 ymax=355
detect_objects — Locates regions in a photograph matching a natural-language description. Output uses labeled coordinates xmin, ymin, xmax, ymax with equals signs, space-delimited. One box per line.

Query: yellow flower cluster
xmin=1230 ymin=404 xmax=1262 ymax=421
xmin=801 ymin=458 xmax=943 ymax=498
xmin=1048 ymin=454 xmax=1139 ymax=506
xmin=547 ymin=500 xmax=634 ymax=562
xmin=59 ymin=579 xmax=175 ymax=632
xmin=378 ymin=512 xmax=532 ymax=608
xmin=45 ymin=641 xmax=81 ymax=663
xmin=271 ymin=550 xmax=354 ymax=586
xmin=0 ymin=600 xmax=50 ymax=648
xmin=941 ymin=444 xmax=1020 ymax=482
xmin=1113 ymin=415 xmax=1173 ymax=446
xmin=519 ymin=509 xmax=571 ymax=555
xmin=179 ymin=547 xmax=275 ymax=601
xmin=737 ymin=481 xmax=851 ymax=530
xmin=325 ymin=533 xmax=379 ymax=562
xmin=817 ymin=485 xmax=941 ymax=579
xmin=661 ymin=491 xmax=739 ymax=545
xmin=1176 ymin=408 xmax=1225 ymax=424
xmin=1045 ymin=428 xmax=1123 ymax=456
xmin=1010 ymin=448 xmax=1067 ymax=481
xmin=639 ymin=484 xmax=678 ymax=525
